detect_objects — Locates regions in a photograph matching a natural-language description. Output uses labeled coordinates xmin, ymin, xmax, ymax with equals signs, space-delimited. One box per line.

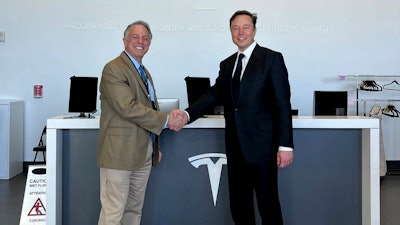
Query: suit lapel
xmin=120 ymin=52 xmax=150 ymax=97
xmin=235 ymin=45 xmax=262 ymax=103
xmin=142 ymin=66 xmax=159 ymax=110
xmin=226 ymin=54 xmax=238 ymax=102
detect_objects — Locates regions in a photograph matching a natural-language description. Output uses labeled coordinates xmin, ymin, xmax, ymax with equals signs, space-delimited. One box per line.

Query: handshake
xmin=167 ymin=109 xmax=188 ymax=131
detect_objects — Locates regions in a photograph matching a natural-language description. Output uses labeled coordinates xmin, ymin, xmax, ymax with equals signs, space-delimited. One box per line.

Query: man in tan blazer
xmin=97 ymin=20 xmax=184 ymax=225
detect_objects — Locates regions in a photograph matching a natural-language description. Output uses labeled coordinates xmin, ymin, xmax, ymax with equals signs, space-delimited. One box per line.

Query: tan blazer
xmin=97 ymin=52 xmax=167 ymax=170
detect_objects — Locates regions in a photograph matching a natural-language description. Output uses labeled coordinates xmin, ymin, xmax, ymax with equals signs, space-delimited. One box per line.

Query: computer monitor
xmin=185 ymin=77 xmax=211 ymax=105
xmin=184 ymin=76 xmax=224 ymax=115
xmin=158 ymin=98 xmax=179 ymax=114
xmin=313 ymin=91 xmax=348 ymax=116
xmin=68 ymin=76 xmax=98 ymax=118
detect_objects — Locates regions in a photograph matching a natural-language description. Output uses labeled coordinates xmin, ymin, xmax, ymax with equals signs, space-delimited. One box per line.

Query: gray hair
xmin=123 ymin=20 xmax=152 ymax=40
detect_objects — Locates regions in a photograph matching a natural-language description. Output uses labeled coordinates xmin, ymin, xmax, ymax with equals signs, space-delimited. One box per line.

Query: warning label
xmin=19 ymin=165 xmax=46 ymax=225
xmin=28 ymin=198 xmax=46 ymax=216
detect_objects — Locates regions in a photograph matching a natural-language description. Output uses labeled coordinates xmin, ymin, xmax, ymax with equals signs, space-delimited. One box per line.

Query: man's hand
xmin=167 ymin=110 xmax=188 ymax=131
xmin=277 ymin=151 xmax=293 ymax=168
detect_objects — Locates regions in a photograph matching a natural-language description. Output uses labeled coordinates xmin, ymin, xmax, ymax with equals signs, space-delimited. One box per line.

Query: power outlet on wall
xmin=0 ymin=31 xmax=5 ymax=42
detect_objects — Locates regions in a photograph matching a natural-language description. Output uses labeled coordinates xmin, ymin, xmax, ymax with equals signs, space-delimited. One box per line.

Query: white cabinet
xmin=0 ymin=100 xmax=24 ymax=179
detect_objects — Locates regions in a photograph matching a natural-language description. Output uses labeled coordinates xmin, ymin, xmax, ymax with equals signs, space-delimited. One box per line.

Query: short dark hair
xmin=229 ymin=10 xmax=258 ymax=28
xmin=124 ymin=20 xmax=152 ymax=40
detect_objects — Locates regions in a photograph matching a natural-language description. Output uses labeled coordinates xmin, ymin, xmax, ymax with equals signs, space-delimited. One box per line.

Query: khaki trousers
xmin=98 ymin=141 xmax=152 ymax=225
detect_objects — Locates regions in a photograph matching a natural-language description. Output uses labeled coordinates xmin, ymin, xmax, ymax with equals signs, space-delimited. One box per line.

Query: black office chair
xmin=313 ymin=91 xmax=348 ymax=116
xmin=33 ymin=126 xmax=46 ymax=164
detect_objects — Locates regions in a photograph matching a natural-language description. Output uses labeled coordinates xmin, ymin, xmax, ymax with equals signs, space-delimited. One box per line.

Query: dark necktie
xmin=138 ymin=65 xmax=156 ymax=143
xmin=138 ymin=65 xmax=148 ymax=90
xmin=232 ymin=53 xmax=245 ymax=99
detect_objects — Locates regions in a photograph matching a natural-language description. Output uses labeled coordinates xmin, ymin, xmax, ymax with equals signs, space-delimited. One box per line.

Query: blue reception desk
xmin=46 ymin=116 xmax=380 ymax=225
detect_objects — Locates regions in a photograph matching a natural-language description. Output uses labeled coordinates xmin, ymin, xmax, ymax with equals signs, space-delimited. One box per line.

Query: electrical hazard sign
xmin=19 ymin=165 xmax=46 ymax=225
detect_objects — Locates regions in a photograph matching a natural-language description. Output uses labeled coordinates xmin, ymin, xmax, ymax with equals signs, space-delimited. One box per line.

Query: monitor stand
xmin=78 ymin=113 xmax=88 ymax=118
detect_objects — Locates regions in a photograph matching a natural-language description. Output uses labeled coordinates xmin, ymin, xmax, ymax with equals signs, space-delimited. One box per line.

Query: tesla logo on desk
xmin=188 ymin=153 xmax=227 ymax=206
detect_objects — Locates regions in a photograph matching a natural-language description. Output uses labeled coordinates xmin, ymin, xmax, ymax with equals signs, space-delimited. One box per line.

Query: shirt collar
xmin=238 ymin=41 xmax=257 ymax=60
xmin=124 ymin=50 xmax=141 ymax=70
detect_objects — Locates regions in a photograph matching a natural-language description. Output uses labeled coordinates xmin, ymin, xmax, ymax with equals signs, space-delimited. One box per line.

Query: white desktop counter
xmin=47 ymin=116 xmax=380 ymax=225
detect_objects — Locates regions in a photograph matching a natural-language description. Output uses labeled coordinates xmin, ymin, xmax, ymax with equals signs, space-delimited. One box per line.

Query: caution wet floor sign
xmin=19 ymin=165 xmax=46 ymax=225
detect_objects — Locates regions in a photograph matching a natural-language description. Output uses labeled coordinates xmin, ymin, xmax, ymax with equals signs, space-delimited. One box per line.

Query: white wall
xmin=1 ymin=0 xmax=399 ymax=161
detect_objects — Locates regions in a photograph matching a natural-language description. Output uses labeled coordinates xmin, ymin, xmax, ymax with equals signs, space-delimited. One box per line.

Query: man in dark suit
xmin=173 ymin=10 xmax=294 ymax=225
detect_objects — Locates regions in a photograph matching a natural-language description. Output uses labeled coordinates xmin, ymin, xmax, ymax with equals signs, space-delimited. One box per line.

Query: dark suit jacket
xmin=97 ymin=52 xmax=167 ymax=170
xmin=186 ymin=44 xmax=294 ymax=163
